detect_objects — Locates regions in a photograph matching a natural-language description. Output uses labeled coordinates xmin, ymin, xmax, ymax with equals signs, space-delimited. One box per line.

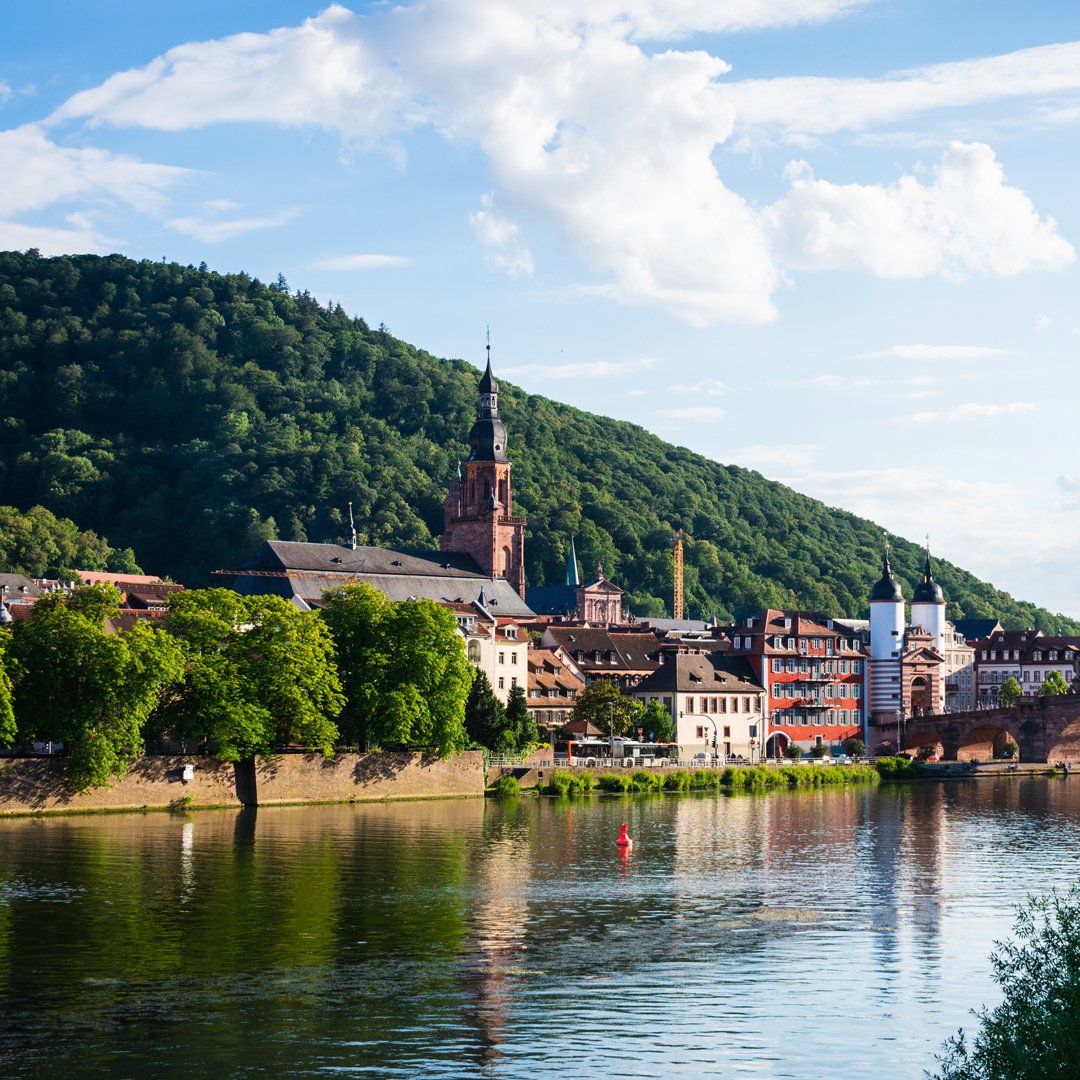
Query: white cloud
xmin=0 ymin=81 xmax=10 ymax=104
xmin=857 ymin=342 xmax=1008 ymax=361
xmin=766 ymin=143 xmax=1075 ymax=279
xmin=469 ymin=195 xmax=533 ymax=276
xmin=1036 ymin=313 xmax=1052 ymax=333
xmin=724 ymin=41 xmax=1080 ymax=140
xmin=659 ymin=405 xmax=727 ymax=421
xmin=30 ymin=6 xmax=1079 ymax=324
xmin=911 ymin=401 xmax=1035 ymax=423
xmin=165 ymin=208 xmax=301 ymax=242
xmin=668 ymin=378 xmax=730 ymax=396
xmin=725 ymin=442 xmax=821 ymax=469
xmin=0 ymin=218 xmax=115 ymax=255
xmin=0 ymin=123 xmax=189 ymax=217
xmin=501 ymin=356 xmax=655 ymax=379
xmin=313 ymin=253 xmax=411 ymax=270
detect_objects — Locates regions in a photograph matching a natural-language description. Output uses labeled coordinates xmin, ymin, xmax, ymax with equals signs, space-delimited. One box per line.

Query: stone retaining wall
xmin=0 ymin=750 xmax=484 ymax=815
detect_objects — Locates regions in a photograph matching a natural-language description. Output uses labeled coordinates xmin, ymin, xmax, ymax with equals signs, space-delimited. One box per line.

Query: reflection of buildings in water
xmin=455 ymin=804 xmax=534 ymax=1076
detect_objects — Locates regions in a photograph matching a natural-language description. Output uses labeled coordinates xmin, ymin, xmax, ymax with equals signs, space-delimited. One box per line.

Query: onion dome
xmin=870 ymin=549 xmax=904 ymax=603
xmin=913 ymin=550 xmax=944 ymax=604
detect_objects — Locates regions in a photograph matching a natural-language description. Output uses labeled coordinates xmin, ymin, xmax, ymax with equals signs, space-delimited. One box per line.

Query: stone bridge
xmin=889 ymin=693 xmax=1080 ymax=764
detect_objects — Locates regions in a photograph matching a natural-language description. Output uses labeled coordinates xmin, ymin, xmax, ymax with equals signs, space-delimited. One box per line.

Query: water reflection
xmin=2 ymin=782 xmax=1080 ymax=1078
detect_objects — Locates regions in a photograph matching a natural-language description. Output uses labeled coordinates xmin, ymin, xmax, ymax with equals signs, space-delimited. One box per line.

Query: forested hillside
xmin=0 ymin=250 xmax=1073 ymax=631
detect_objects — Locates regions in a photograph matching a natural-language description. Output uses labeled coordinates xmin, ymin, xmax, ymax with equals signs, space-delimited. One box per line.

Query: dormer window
xmin=1034 ymin=651 xmax=1043 ymax=661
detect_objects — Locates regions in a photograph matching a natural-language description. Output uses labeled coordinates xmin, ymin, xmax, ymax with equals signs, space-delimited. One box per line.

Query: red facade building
xmin=727 ymin=610 xmax=868 ymax=756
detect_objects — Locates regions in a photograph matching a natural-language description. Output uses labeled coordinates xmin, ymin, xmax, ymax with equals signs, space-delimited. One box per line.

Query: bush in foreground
xmin=933 ymin=885 xmax=1080 ymax=1079
xmin=492 ymin=773 xmax=521 ymax=798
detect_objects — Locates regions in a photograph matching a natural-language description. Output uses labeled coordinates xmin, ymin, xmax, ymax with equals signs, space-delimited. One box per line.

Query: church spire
xmin=565 ymin=537 xmax=580 ymax=587
xmin=468 ymin=332 xmax=508 ymax=462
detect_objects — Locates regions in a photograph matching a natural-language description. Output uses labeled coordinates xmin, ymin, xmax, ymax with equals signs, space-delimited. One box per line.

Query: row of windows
xmin=733 ymin=634 xmax=861 ymax=654
xmin=771 ymin=658 xmax=863 ymax=674
xmin=771 ymin=684 xmax=862 ymax=700
xmin=772 ymin=710 xmax=860 ymax=726
xmin=684 ymin=696 xmax=757 ymax=714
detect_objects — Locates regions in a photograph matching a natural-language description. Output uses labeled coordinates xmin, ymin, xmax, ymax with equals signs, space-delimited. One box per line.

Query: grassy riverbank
xmin=493 ymin=763 xmax=880 ymax=797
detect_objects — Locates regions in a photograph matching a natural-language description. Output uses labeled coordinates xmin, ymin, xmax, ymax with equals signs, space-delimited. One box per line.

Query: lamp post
xmin=708 ymin=716 xmax=718 ymax=765
xmin=608 ymin=701 xmax=614 ymax=765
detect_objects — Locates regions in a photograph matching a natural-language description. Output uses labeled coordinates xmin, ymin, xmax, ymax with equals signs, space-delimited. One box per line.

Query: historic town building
xmin=727 ymin=609 xmax=867 ymax=756
xmin=630 ymin=643 xmax=766 ymax=761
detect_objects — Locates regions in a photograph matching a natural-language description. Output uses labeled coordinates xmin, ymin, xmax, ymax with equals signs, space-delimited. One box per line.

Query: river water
xmin=2 ymin=779 xmax=1079 ymax=1079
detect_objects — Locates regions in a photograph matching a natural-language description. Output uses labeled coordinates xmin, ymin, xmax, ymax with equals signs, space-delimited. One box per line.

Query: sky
xmin=3 ymin=1 xmax=1080 ymax=615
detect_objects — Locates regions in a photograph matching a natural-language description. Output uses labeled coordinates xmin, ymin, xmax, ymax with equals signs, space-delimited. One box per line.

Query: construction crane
xmin=672 ymin=529 xmax=684 ymax=620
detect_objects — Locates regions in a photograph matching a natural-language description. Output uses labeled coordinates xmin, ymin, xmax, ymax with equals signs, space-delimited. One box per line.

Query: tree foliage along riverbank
xmin=0 ymin=250 xmax=1075 ymax=631
xmin=0 ymin=583 xmax=473 ymax=790
xmin=933 ymin=885 xmax=1080 ymax=1080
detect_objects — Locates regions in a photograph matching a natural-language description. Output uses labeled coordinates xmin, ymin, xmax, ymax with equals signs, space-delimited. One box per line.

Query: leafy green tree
xmin=0 ymin=631 xmax=16 ymax=748
xmin=997 ymin=677 xmax=1023 ymax=707
xmin=842 ymin=737 xmax=867 ymax=760
xmin=571 ymin=680 xmax=635 ymax=736
xmin=11 ymin=584 xmax=185 ymax=790
xmin=934 ymin=885 xmax=1080 ymax=1080
xmin=464 ymin=669 xmax=507 ymax=749
xmin=320 ymin=583 xmax=470 ymax=755
xmin=504 ymin=683 xmax=539 ymax=750
xmin=632 ymin=698 xmax=674 ymax=742
xmin=0 ymin=504 xmax=141 ymax=579
xmin=1040 ymin=670 xmax=1071 ymax=696
xmin=159 ymin=589 xmax=342 ymax=761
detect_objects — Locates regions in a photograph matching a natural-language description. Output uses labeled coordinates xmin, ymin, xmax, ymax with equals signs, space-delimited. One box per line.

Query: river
xmin=2 ymin=778 xmax=1079 ymax=1078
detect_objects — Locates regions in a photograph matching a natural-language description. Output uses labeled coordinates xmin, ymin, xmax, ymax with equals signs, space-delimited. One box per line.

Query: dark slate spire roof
xmin=870 ymin=547 xmax=904 ymax=603
xmin=912 ymin=548 xmax=945 ymax=604
xmin=468 ymin=344 xmax=508 ymax=462
xmin=565 ymin=536 xmax=580 ymax=587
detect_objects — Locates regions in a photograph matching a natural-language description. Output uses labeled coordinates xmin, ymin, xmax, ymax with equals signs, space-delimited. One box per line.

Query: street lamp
xmin=608 ymin=701 xmax=614 ymax=764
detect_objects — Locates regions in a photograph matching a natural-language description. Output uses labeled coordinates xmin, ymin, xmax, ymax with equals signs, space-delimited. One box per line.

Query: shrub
xmin=784 ymin=743 xmax=802 ymax=760
xmin=547 ymin=769 xmax=575 ymax=796
xmin=597 ymin=772 xmax=632 ymax=793
xmin=492 ymin=773 xmax=521 ymax=798
xmin=629 ymin=769 xmax=663 ymax=792
xmin=809 ymin=743 xmax=830 ymax=759
xmin=692 ymin=768 xmax=723 ymax=790
xmin=663 ymin=768 xmax=693 ymax=791
xmin=575 ymin=770 xmax=595 ymax=793
xmin=842 ymin=738 xmax=866 ymax=760
xmin=875 ymin=755 xmax=920 ymax=780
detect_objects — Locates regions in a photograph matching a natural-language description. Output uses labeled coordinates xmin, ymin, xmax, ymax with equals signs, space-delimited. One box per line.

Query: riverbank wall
xmin=0 ymin=750 xmax=484 ymax=815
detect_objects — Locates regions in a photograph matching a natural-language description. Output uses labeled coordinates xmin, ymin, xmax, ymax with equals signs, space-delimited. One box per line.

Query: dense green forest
xmin=0 ymin=249 xmax=1073 ymax=632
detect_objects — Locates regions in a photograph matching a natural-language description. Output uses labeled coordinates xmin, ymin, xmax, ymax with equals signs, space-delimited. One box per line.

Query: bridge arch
xmin=957 ymin=723 xmax=1018 ymax=762
xmin=905 ymin=730 xmax=944 ymax=760
xmin=1046 ymin=718 xmax=1080 ymax=765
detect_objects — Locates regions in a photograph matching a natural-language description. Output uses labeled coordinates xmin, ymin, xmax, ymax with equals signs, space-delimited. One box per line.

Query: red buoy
xmin=616 ymin=823 xmax=633 ymax=849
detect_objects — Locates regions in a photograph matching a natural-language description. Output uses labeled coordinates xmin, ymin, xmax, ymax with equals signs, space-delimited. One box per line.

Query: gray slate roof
xmin=634 ymin=651 xmax=764 ymax=695
xmin=0 ymin=573 xmax=42 ymax=598
xmin=233 ymin=541 xmax=535 ymax=616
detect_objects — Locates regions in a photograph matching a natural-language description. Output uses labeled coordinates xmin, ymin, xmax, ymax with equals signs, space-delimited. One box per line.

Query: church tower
xmin=441 ymin=346 xmax=527 ymax=598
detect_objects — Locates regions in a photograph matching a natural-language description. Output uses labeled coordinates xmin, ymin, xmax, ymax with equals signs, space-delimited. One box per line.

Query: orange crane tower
xmin=672 ymin=529 xmax=684 ymax=620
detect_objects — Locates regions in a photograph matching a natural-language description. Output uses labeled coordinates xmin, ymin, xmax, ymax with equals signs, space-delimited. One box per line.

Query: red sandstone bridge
xmin=889 ymin=693 xmax=1080 ymax=763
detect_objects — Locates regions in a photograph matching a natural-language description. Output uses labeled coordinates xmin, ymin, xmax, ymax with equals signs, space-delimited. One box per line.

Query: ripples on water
xmin=2 ymin=779 xmax=1080 ymax=1078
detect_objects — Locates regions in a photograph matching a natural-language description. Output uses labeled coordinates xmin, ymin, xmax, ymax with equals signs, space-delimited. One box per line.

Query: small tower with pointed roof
xmin=911 ymin=541 xmax=946 ymax=652
xmin=440 ymin=340 xmax=527 ymax=598
xmin=869 ymin=540 xmax=905 ymax=731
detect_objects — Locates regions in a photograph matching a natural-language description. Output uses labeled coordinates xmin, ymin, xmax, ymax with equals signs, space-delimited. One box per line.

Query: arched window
xmin=467 ymin=640 xmax=481 ymax=663
xmin=502 ymin=546 xmax=512 ymax=575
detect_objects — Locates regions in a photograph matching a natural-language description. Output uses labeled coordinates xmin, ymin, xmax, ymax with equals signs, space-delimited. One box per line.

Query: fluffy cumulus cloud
xmin=7 ymin=2 xmax=1077 ymax=323
xmin=765 ymin=143 xmax=1074 ymax=279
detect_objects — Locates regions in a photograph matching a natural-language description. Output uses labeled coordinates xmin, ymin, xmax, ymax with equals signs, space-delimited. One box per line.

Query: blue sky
xmin=4 ymin=1 xmax=1080 ymax=615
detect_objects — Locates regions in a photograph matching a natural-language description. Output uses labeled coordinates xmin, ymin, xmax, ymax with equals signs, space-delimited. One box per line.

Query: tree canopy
xmin=9 ymin=584 xmax=185 ymax=790
xmin=1040 ymin=670 xmax=1071 ymax=696
xmin=158 ymin=588 xmax=343 ymax=761
xmin=571 ymin=680 xmax=636 ymax=736
xmin=0 ymin=503 xmax=140 ymax=579
xmin=0 ymin=249 xmax=1074 ymax=632
xmin=997 ymin=677 xmax=1023 ymax=707
xmin=320 ymin=583 xmax=471 ymax=755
